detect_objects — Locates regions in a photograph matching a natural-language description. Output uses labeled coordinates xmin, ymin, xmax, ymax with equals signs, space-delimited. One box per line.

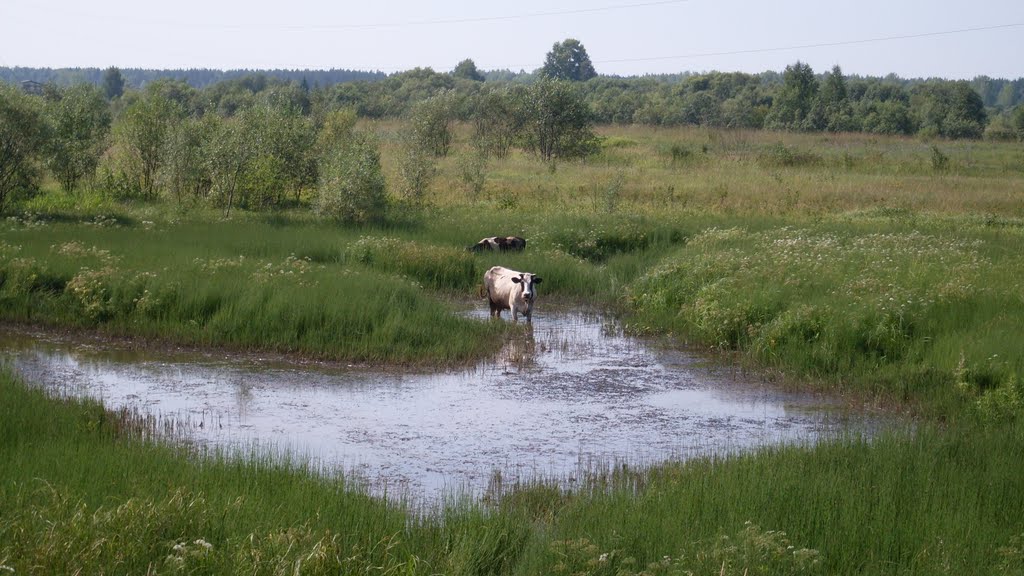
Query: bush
xmin=756 ymin=143 xmax=821 ymax=168
xmin=315 ymin=132 xmax=387 ymax=224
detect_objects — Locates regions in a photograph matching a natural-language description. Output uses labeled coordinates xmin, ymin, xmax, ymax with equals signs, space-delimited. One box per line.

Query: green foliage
xmin=407 ymin=89 xmax=457 ymax=157
xmin=0 ymin=83 xmax=47 ymax=213
xmin=930 ymin=145 xmax=950 ymax=171
xmin=1012 ymin=105 xmax=1024 ymax=141
xmin=43 ymin=83 xmax=111 ymax=193
xmin=542 ymin=38 xmax=598 ymax=82
xmin=236 ymin=102 xmax=316 ymax=207
xmin=912 ymin=81 xmax=988 ymax=139
xmin=205 ymin=115 xmax=251 ymax=214
xmin=543 ymin=523 xmax=820 ymax=576
xmin=0 ymin=223 xmax=507 ymax=363
xmin=346 ymin=235 xmax=478 ymax=290
xmin=315 ymin=131 xmax=387 ymax=223
xmin=396 ymin=123 xmax=439 ymax=207
xmin=469 ymin=85 xmax=528 ymax=158
xmin=626 ymin=224 xmax=1023 ymax=409
xmin=550 ymin=219 xmax=651 ymax=262
xmin=524 ymin=79 xmax=599 ymax=161
xmin=765 ymin=61 xmax=819 ymax=130
xmin=111 ymin=80 xmax=187 ymax=198
xmin=860 ymin=100 xmax=914 ymax=135
xmin=101 ymin=66 xmax=125 ymax=100
xmin=756 ymin=142 xmax=822 ymax=168
xmin=159 ymin=115 xmax=215 ymax=204
xmin=452 ymin=58 xmax=485 ymax=82
xmin=456 ymin=148 xmax=488 ymax=196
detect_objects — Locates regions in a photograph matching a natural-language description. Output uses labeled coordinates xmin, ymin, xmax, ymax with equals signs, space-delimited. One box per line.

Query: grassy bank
xmin=627 ymin=215 xmax=1024 ymax=417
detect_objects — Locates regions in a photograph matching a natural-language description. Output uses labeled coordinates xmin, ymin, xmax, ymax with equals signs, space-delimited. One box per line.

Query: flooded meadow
xmin=2 ymin=307 xmax=873 ymax=503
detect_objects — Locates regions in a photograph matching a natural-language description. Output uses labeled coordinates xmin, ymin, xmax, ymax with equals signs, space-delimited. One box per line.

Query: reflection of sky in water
xmin=3 ymin=310 xmax=869 ymax=502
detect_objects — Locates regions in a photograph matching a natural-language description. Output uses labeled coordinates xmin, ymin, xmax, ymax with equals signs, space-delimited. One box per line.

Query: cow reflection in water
xmin=498 ymin=329 xmax=537 ymax=368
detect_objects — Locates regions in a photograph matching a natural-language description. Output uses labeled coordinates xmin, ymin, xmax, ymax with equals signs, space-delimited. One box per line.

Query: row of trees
xmin=0 ymin=77 xmax=597 ymax=219
xmin=577 ymin=63 xmax=1012 ymax=139
xmin=0 ymin=66 xmax=384 ymax=91
xmin=3 ymin=38 xmax=1024 ymax=216
xmin=4 ymin=36 xmax=1022 ymax=140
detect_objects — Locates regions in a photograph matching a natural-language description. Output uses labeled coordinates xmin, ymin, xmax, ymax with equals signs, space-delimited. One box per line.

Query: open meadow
xmin=3 ymin=125 xmax=1024 ymax=574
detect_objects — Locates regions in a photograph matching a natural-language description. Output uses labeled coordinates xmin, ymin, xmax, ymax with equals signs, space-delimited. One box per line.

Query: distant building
xmin=21 ymin=80 xmax=44 ymax=95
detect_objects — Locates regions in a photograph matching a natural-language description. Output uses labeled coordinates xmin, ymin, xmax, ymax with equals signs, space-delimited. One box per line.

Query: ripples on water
xmin=3 ymin=308 xmax=868 ymax=503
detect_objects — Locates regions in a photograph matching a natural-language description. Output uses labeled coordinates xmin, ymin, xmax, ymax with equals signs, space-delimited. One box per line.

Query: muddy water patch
xmin=2 ymin=310 xmax=871 ymax=502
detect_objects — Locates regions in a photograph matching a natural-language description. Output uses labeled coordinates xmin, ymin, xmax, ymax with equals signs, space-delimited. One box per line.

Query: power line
xmin=347 ymin=21 xmax=1023 ymax=73
xmin=592 ymin=22 xmax=1024 ymax=66
xmin=227 ymin=0 xmax=692 ymax=31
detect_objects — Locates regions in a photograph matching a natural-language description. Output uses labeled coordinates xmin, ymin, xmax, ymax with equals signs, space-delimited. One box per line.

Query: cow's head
xmin=510 ymin=273 xmax=542 ymax=301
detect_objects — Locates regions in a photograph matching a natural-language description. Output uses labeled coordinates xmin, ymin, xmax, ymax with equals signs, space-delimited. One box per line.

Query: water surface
xmin=3 ymin=309 xmax=867 ymax=502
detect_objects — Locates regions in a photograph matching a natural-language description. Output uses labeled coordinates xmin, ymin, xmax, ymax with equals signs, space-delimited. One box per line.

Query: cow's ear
xmin=511 ymin=276 xmax=521 ymax=283
xmin=533 ymin=277 xmax=542 ymax=284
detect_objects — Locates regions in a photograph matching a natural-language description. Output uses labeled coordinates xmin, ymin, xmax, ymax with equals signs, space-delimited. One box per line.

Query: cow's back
xmin=484 ymin=266 xmax=514 ymax=295
xmin=484 ymin=266 xmax=516 ymax=310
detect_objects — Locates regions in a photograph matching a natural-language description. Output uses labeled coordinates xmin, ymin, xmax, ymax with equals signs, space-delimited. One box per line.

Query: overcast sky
xmin=2 ymin=0 xmax=1022 ymax=79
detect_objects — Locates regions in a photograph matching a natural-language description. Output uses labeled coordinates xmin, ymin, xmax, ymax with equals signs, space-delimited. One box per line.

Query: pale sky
xmin=2 ymin=0 xmax=1022 ymax=79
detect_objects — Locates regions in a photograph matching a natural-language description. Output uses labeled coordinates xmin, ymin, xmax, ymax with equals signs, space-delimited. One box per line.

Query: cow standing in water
xmin=482 ymin=266 xmax=542 ymax=323
xmin=469 ymin=236 xmax=527 ymax=253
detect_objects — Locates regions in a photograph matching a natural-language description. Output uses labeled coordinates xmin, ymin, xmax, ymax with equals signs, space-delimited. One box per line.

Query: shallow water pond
xmin=3 ymin=308 xmax=871 ymax=502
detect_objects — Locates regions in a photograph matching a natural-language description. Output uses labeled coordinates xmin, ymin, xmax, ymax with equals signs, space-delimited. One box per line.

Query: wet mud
xmin=2 ymin=308 xmax=873 ymax=503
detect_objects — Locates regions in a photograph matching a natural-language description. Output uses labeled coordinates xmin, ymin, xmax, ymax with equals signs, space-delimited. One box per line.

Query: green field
xmin=3 ymin=125 xmax=1024 ymax=574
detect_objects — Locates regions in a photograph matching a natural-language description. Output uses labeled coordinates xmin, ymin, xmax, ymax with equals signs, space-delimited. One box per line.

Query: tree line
xmin=0 ymin=66 xmax=385 ymax=90
xmin=3 ymin=50 xmax=1022 ymax=141
xmin=0 ymin=75 xmax=597 ymax=219
xmin=3 ymin=39 xmax=1024 ymax=218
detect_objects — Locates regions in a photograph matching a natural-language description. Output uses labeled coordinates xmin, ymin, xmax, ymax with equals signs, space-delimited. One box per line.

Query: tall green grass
xmin=0 ymin=219 xmax=515 ymax=364
xmin=625 ymin=216 xmax=1024 ymax=417
xmin=0 ymin=209 xmax=691 ymax=363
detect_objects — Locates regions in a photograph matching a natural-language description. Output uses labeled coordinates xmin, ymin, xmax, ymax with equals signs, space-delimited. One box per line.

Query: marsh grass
xmin=3 ymin=124 xmax=1024 ymax=574
xmin=0 ymin=220 xmax=512 ymax=364
xmin=625 ymin=218 xmax=1024 ymax=418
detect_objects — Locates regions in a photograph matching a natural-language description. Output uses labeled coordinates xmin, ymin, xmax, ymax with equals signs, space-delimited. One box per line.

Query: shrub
xmin=315 ymin=132 xmax=387 ymax=224
xmin=756 ymin=143 xmax=821 ymax=168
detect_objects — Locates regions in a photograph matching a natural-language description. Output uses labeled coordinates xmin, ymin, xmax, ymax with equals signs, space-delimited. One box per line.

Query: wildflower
xmin=194 ymin=538 xmax=213 ymax=550
xmin=598 ymin=553 xmax=609 ymax=563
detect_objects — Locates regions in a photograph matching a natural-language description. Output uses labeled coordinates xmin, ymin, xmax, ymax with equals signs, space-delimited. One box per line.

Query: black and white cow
xmin=468 ymin=236 xmax=527 ymax=253
xmin=482 ymin=266 xmax=542 ymax=323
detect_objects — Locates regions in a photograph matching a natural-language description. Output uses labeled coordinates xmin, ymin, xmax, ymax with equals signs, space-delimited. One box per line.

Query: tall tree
xmin=765 ymin=61 xmax=818 ymax=130
xmin=524 ymin=78 xmax=598 ymax=161
xmin=159 ymin=115 xmax=215 ymax=205
xmin=912 ymin=81 xmax=987 ymax=139
xmin=316 ymin=131 xmax=387 ymax=223
xmin=470 ymin=85 xmax=529 ymax=158
xmin=541 ymin=39 xmax=597 ymax=82
xmin=452 ymin=59 xmax=485 ymax=82
xmin=407 ymin=90 xmax=457 ymax=157
xmin=43 ymin=84 xmax=111 ymax=192
xmin=0 ymin=83 xmax=47 ymax=213
xmin=102 ymin=67 xmax=125 ymax=100
xmin=113 ymin=80 xmax=186 ymax=198
xmin=808 ymin=65 xmax=857 ymax=132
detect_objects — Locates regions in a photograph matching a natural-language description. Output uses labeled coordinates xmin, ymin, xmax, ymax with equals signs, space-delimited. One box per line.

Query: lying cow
xmin=482 ymin=266 xmax=542 ymax=323
xmin=468 ymin=236 xmax=527 ymax=252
